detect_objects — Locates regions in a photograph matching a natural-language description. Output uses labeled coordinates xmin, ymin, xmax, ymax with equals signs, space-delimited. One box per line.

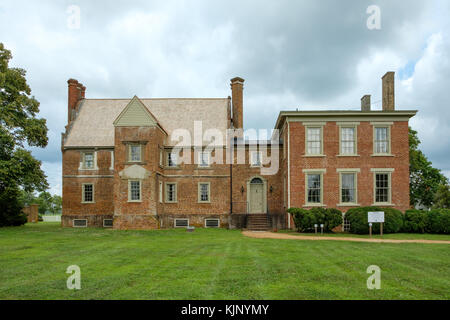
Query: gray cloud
xmin=1 ymin=0 xmax=449 ymax=195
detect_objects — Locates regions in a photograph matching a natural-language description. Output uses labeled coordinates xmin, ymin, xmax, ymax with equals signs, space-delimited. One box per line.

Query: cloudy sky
xmin=1 ymin=0 xmax=449 ymax=195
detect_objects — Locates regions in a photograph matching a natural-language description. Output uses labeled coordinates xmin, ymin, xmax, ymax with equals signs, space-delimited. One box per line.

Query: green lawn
xmin=279 ymin=230 xmax=450 ymax=241
xmin=0 ymin=223 xmax=449 ymax=300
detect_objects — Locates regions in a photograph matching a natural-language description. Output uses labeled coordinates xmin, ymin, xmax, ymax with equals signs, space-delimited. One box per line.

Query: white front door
xmin=249 ymin=182 xmax=264 ymax=213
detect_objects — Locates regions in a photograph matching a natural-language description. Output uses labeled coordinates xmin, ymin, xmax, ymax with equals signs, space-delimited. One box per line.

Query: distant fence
xmin=42 ymin=215 xmax=61 ymax=222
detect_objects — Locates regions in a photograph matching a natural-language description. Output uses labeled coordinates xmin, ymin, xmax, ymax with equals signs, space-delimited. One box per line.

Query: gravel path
xmin=242 ymin=231 xmax=450 ymax=244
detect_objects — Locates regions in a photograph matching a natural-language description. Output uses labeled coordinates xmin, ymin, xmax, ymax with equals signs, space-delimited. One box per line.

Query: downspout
xmin=287 ymin=120 xmax=291 ymax=229
xmin=229 ymin=136 xmax=233 ymax=228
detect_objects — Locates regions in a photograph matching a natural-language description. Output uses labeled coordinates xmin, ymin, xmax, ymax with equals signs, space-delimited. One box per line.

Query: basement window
xmin=174 ymin=219 xmax=189 ymax=228
xmin=73 ymin=219 xmax=87 ymax=228
xmin=204 ymin=219 xmax=220 ymax=228
xmin=103 ymin=219 xmax=113 ymax=228
xmin=343 ymin=217 xmax=351 ymax=232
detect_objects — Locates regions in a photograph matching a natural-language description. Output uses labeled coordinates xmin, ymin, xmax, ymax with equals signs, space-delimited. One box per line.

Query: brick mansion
xmin=61 ymin=72 xmax=416 ymax=230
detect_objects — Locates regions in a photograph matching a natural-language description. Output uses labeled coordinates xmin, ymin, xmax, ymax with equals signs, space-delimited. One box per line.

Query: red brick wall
xmin=288 ymin=121 xmax=410 ymax=213
xmin=62 ymin=149 xmax=114 ymax=217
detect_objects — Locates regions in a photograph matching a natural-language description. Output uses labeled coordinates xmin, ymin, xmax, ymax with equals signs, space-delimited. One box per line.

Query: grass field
xmin=0 ymin=222 xmax=449 ymax=300
xmin=279 ymin=230 xmax=450 ymax=240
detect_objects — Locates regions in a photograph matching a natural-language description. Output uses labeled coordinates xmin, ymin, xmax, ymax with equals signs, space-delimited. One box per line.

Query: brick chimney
xmin=361 ymin=95 xmax=371 ymax=111
xmin=382 ymin=72 xmax=395 ymax=111
xmin=67 ymin=79 xmax=85 ymax=123
xmin=230 ymin=77 xmax=244 ymax=130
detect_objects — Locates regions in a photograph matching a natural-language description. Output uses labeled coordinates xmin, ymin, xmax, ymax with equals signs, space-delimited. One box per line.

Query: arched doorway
xmin=248 ymin=177 xmax=267 ymax=213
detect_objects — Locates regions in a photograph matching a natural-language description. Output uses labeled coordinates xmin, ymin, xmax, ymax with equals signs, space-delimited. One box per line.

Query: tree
xmin=409 ymin=127 xmax=448 ymax=208
xmin=433 ymin=184 xmax=450 ymax=209
xmin=0 ymin=43 xmax=48 ymax=227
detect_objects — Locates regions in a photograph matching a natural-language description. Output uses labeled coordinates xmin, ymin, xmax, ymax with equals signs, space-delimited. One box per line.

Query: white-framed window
xmin=305 ymin=126 xmax=323 ymax=155
xmin=159 ymin=148 xmax=163 ymax=167
xmin=198 ymin=182 xmax=210 ymax=203
xmin=250 ymin=151 xmax=262 ymax=167
xmin=81 ymin=152 xmax=95 ymax=169
xmin=128 ymin=180 xmax=142 ymax=202
xmin=343 ymin=217 xmax=351 ymax=232
xmin=129 ymin=144 xmax=142 ymax=162
xmin=82 ymin=183 xmax=94 ymax=203
xmin=374 ymin=172 xmax=391 ymax=204
xmin=73 ymin=219 xmax=87 ymax=228
xmin=103 ymin=219 xmax=113 ymax=228
xmin=159 ymin=181 xmax=163 ymax=203
xmin=204 ymin=219 xmax=220 ymax=228
xmin=109 ymin=151 xmax=114 ymax=170
xmin=302 ymin=169 xmax=326 ymax=206
xmin=174 ymin=218 xmax=189 ymax=228
xmin=373 ymin=126 xmax=391 ymax=155
xmin=340 ymin=126 xmax=357 ymax=155
xmin=167 ymin=151 xmax=178 ymax=167
xmin=307 ymin=174 xmax=322 ymax=204
xmin=165 ymin=182 xmax=177 ymax=203
xmin=198 ymin=151 xmax=210 ymax=167
xmin=340 ymin=172 xmax=357 ymax=204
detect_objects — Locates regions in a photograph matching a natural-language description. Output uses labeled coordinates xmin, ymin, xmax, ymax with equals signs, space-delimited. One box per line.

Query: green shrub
xmin=287 ymin=207 xmax=343 ymax=232
xmin=403 ymin=209 xmax=428 ymax=233
xmin=426 ymin=209 xmax=450 ymax=234
xmin=324 ymin=208 xmax=344 ymax=231
xmin=345 ymin=206 xmax=403 ymax=234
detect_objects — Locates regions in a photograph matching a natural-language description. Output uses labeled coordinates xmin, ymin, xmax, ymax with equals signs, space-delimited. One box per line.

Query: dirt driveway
xmin=242 ymin=231 xmax=450 ymax=244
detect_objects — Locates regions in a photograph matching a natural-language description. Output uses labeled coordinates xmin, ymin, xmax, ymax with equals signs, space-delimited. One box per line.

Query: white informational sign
xmin=368 ymin=211 xmax=385 ymax=223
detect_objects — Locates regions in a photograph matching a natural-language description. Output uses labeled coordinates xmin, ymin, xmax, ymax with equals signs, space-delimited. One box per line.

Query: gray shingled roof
xmin=63 ymin=98 xmax=230 ymax=147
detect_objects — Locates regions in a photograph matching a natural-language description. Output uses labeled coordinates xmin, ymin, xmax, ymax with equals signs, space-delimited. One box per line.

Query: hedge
xmin=403 ymin=209 xmax=428 ymax=233
xmin=402 ymin=209 xmax=450 ymax=234
xmin=287 ymin=207 xmax=342 ymax=232
xmin=344 ymin=206 xmax=403 ymax=234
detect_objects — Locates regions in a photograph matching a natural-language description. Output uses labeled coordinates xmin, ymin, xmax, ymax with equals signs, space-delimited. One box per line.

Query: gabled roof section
xmin=63 ymin=97 xmax=229 ymax=147
xmin=113 ymin=96 xmax=159 ymax=127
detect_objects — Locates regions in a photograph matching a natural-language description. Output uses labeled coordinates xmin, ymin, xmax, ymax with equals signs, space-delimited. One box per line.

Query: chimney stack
xmin=67 ymin=79 xmax=85 ymax=123
xmin=230 ymin=77 xmax=244 ymax=130
xmin=382 ymin=72 xmax=395 ymax=111
xmin=361 ymin=95 xmax=371 ymax=111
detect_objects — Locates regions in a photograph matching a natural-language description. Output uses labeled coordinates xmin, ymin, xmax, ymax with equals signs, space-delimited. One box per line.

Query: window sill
xmin=128 ymin=200 xmax=142 ymax=203
xmin=337 ymin=203 xmax=360 ymax=207
xmin=303 ymin=155 xmax=325 ymax=158
xmin=79 ymin=168 xmax=98 ymax=171
xmin=371 ymin=203 xmax=395 ymax=206
xmin=81 ymin=201 xmax=95 ymax=204
xmin=125 ymin=162 xmax=147 ymax=165
xmin=198 ymin=201 xmax=211 ymax=204
xmin=371 ymin=154 xmax=394 ymax=157
xmin=337 ymin=154 xmax=360 ymax=157
xmin=165 ymin=201 xmax=178 ymax=204
xmin=165 ymin=166 xmax=181 ymax=170
xmin=303 ymin=204 xmax=326 ymax=207
xmin=196 ymin=166 xmax=212 ymax=169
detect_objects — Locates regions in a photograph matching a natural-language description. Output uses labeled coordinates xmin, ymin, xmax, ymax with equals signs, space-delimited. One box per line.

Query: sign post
xmin=320 ymin=224 xmax=324 ymax=235
xmin=314 ymin=224 xmax=318 ymax=234
xmin=368 ymin=212 xmax=384 ymax=237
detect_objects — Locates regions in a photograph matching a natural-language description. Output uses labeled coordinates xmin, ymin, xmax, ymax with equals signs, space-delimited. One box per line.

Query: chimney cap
xmin=382 ymin=71 xmax=395 ymax=79
xmin=67 ymin=78 xmax=79 ymax=85
xmin=230 ymin=77 xmax=245 ymax=83
xmin=361 ymin=94 xmax=371 ymax=100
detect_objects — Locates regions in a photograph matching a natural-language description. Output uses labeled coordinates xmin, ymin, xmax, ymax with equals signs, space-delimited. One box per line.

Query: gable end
xmin=113 ymin=96 xmax=158 ymax=127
